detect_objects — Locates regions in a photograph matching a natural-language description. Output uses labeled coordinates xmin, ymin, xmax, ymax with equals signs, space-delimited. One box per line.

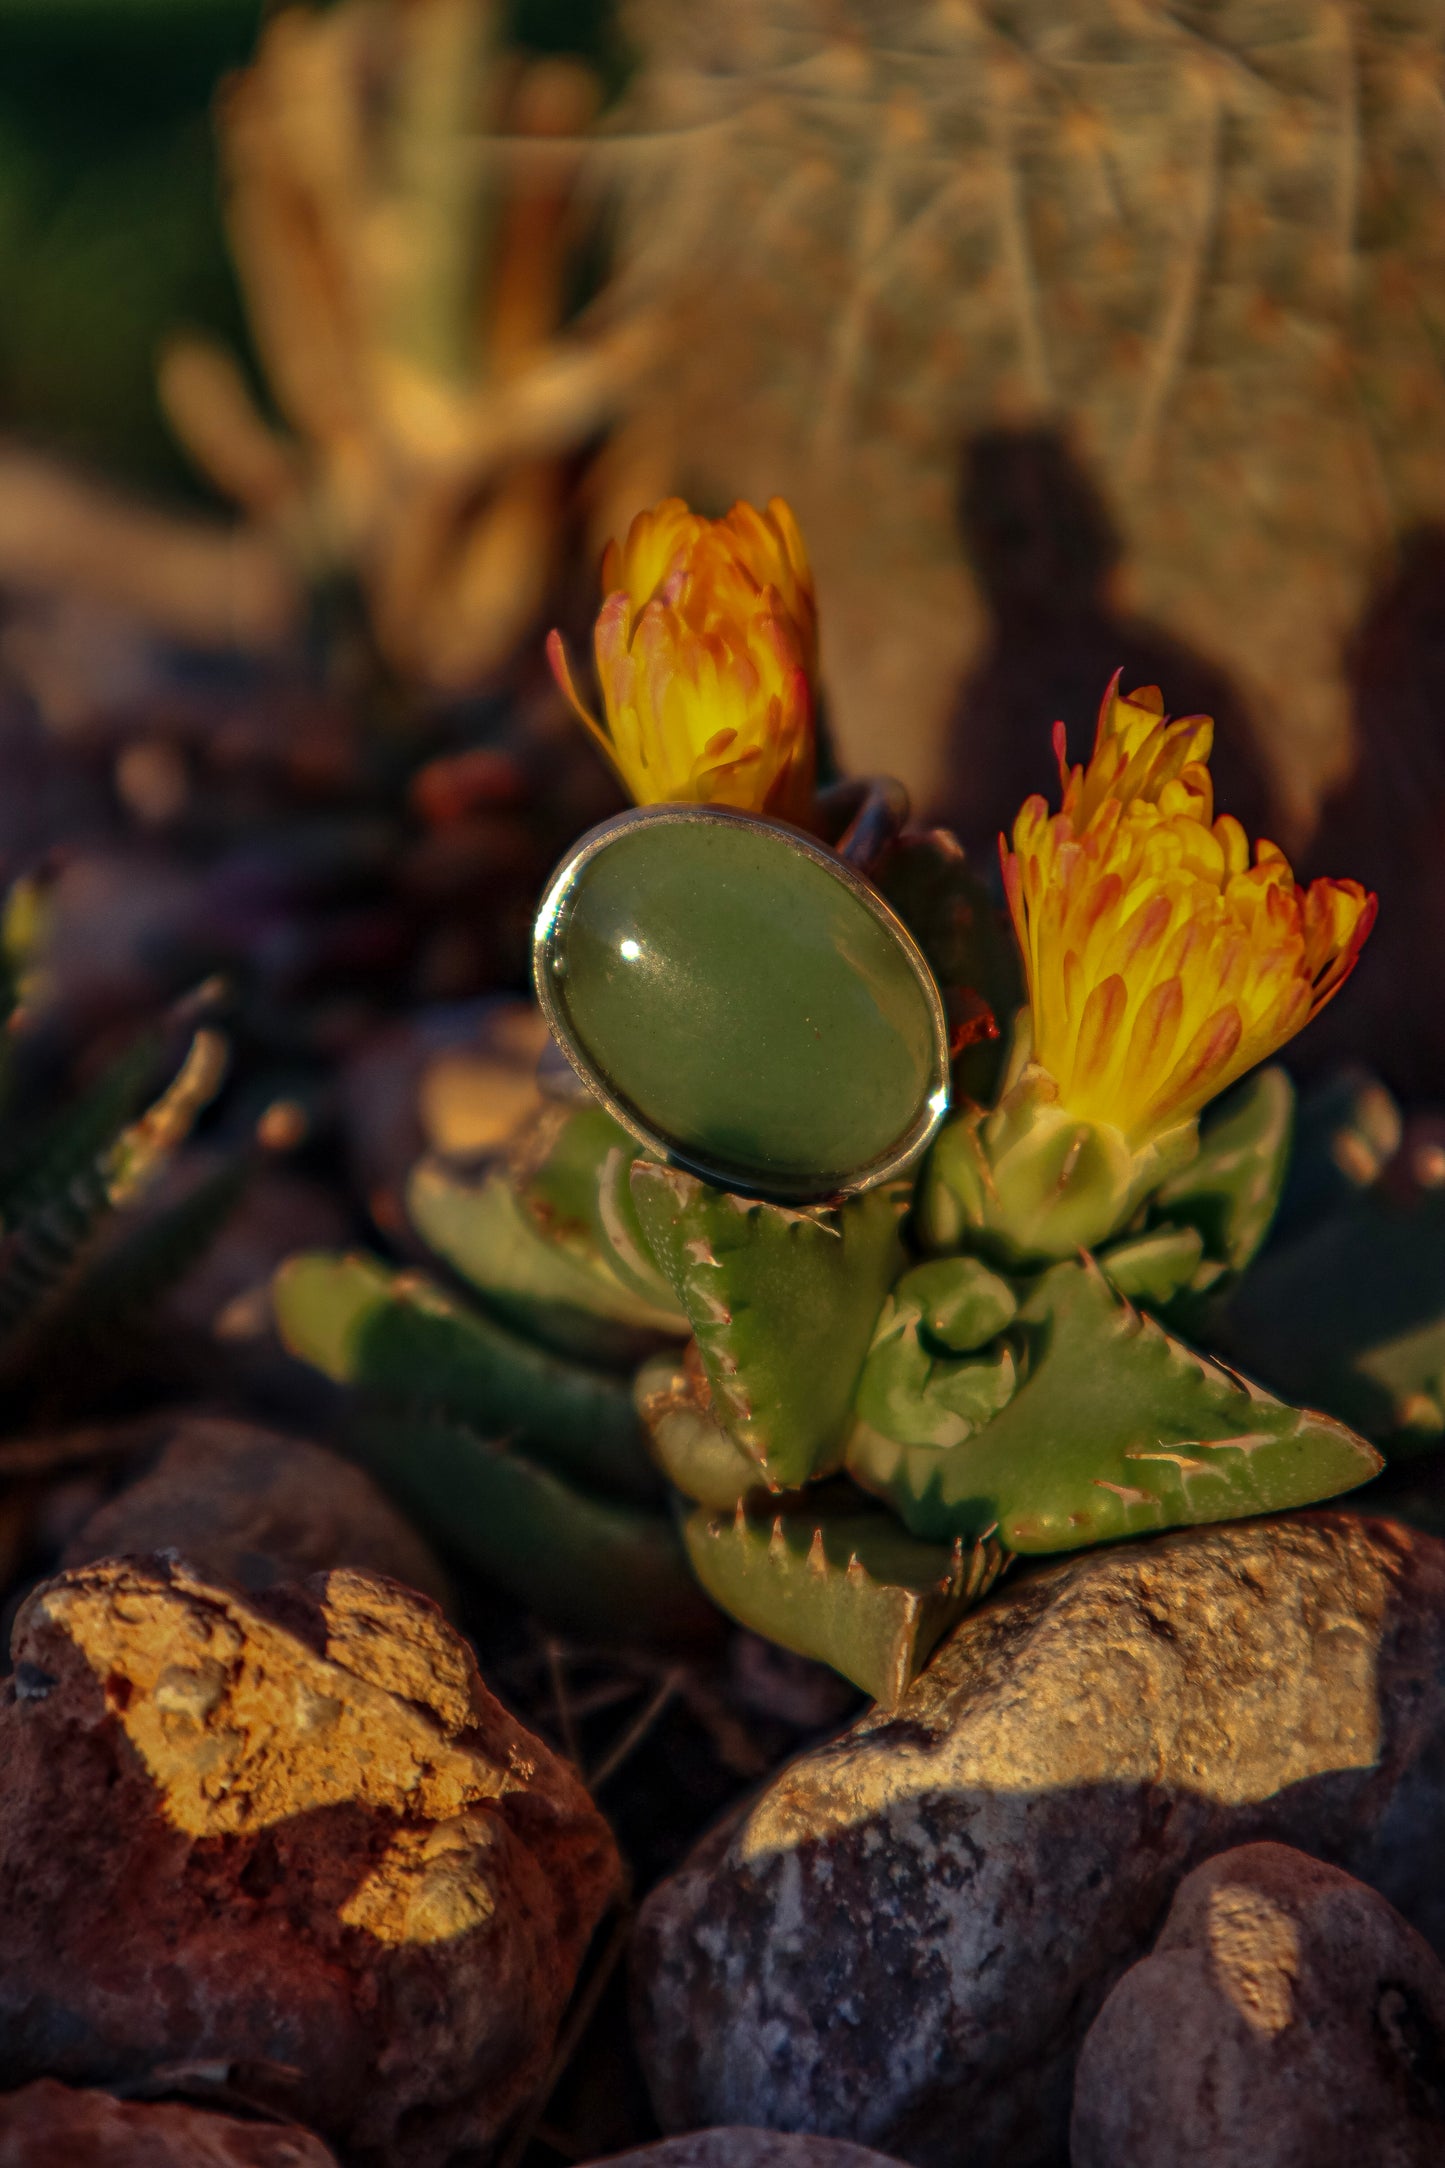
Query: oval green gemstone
xmin=537 ymin=811 xmax=948 ymax=1199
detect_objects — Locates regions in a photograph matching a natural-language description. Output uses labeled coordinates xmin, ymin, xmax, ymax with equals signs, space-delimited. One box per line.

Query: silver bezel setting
xmin=531 ymin=800 xmax=952 ymax=1204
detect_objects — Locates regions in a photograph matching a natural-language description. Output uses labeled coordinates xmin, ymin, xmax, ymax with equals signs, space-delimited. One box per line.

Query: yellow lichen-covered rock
xmin=0 ymin=1558 xmax=621 ymax=2168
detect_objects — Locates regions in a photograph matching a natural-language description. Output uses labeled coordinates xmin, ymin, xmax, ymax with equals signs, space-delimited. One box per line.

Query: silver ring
xmin=532 ymin=801 xmax=951 ymax=1204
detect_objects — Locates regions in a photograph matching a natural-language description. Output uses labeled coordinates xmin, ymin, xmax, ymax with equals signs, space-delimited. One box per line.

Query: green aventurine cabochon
xmin=533 ymin=805 xmax=951 ymax=1202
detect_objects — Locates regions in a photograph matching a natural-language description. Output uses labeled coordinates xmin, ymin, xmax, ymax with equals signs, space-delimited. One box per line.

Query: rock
xmin=0 ymin=2079 xmax=337 ymax=2166
xmin=593 ymin=2135 xmax=908 ymax=2168
xmin=417 ymin=1007 xmax=550 ymax=1161
xmin=632 ymin=1512 xmax=1445 ymax=2168
xmin=337 ymin=999 xmax=546 ymax=1235
xmin=0 ymin=1558 xmax=621 ymax=2168
xmin=1071 ymin=1842 xmax=1445 ymax=2166
xmin=62 ymin=1414 xmax=450 ymax=1606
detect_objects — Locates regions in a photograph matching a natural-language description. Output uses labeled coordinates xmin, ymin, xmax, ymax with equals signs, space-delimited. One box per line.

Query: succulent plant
xmin=276 ymin=492 xmax=1389 ymax=1701
xmin=1210 ymin=1069 xmax=1445 ymax=1459
xmin=273 ymin=1120 xmax=716 ymax=1645
xmin=0 ymin=880 xmax=233 ymax=1411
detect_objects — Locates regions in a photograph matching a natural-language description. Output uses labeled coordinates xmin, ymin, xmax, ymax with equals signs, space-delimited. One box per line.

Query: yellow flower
xmin=547 ymin=496 xmax=817 ymax=824
xmin=1001 ymin=673 xmax=1376 ymax=1147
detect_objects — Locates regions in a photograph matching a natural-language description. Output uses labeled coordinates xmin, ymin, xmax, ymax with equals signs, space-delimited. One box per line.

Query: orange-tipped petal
xmin=566 ymin=496 xmax=818 ymax=817
xmin=1003 ymin=674 xmax=1377 ymax=1144
xmin=546 ymin=628 xmax=602 ymax=738
xmin=1073 ymin=973 xmax=1129 ymax=1091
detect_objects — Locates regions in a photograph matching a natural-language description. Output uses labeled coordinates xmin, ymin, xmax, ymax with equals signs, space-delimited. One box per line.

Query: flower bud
xmin=548 ymin=495 xmax=817 ymax=823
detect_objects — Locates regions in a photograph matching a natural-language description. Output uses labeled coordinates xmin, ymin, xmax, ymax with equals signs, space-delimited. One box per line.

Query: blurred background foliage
xmin=1 ymin=0 xmax=1444 ymax=1099
xmin=0 ymin=0 xmax=620 ymax=491
xmin=0 ymin=1 xmax=260 ymax=488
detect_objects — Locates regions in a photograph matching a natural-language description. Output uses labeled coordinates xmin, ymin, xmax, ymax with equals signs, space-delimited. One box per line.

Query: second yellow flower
xmin=548 ymin=496 xmax=818 ymax=825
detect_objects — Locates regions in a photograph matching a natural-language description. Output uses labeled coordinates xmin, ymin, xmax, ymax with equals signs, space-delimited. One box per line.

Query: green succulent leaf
xmin=893 ymin=1255 xmax=1018 ymax=1352
xmin=352 ymin=1409 xmax=715 ymax=1645
xmin=1099 ymin=1223 xmax=1206 ymax=1305
xmin=630 ymin=1162 xmax=909 ymax=1488
xmin=854 ymin=1292 xmax=1018 ymax=1448
xmin=847 ymin=1255 xmax=1381 ymax=1552
xmin=920 ymin=1085 xmax=1197 ymax=1267
xmin=408 ymin=1103 xmax=685 ymax=1368
xmin=1216 ymin=1181 xmax=1445 ymax=1454
xmin=273 ymin=1250 xmax=661 ymax=1502
xmin=0 ymin=1030 xmax=161 ymax=1223
xmin=0 ymin=1029 xmax=225 ymax=1371
xmin=0 ymin=1163 xmax=122 ymax=1364
xmin=33 ymin=1150 xmax=248 ymax=1357
xmin=407 ymin=1160 xmax=651 ymax=1366
xmin=508 ymin=1101 xmax=684 ymax=1309
xmin=634 ymin=1349 xmax=766 ymax=1510
xmin=1149 ymin=1064 xmax=1294 ymax=1280
xmin=0 ymin=875 xmax=45 ymax=1108
xmin=683 ymin=1496 xmax=1008 ymax=1704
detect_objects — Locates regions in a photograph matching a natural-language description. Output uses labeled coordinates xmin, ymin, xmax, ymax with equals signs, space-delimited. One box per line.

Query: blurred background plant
xmin=0 ymin=12 xmax=1442 ymax=2153
xmin=0 ymin=0 xmax=646 ymax=1090
xmin=157 ymin=0 xmax=632 ymax=692
xmin=4 ymin=0 xmax=1444 ymax=1093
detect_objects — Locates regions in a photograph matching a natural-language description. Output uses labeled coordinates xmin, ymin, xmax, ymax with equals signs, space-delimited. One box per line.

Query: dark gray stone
xmin=633 ymin=1512 xmax=1445 ymax=2168
xmin=1071 ymin=1842 xmax=1445 ymax=2165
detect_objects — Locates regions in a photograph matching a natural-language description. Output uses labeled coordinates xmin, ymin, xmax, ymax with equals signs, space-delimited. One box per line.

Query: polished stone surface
xmin=539 ymin=816 xmax=944 ymax=1195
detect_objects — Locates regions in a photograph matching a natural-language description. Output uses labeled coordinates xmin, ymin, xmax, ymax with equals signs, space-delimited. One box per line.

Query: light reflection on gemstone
xmin=536 ymin=811 xmax=950 ymax=1199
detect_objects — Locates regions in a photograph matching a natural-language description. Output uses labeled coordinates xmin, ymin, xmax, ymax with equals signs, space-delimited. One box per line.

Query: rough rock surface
xmin=62 ymin=1414 xmax=449 ymax=1605
xmin=595 ymin=2135 xmax=908 ymax=2168
xmin=0 ymin=2079 xmax=337 ymax=2166
xmin=338 ymin=999 xmax=547 ymax=1222
xmin=0 ymin=1558 xmax=621 ymax=2168
xmin=633 ymin=1512 xmax=1445 ymax=2168
xmin=1071 ymin=1842 xmax=1445 ymax=2166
